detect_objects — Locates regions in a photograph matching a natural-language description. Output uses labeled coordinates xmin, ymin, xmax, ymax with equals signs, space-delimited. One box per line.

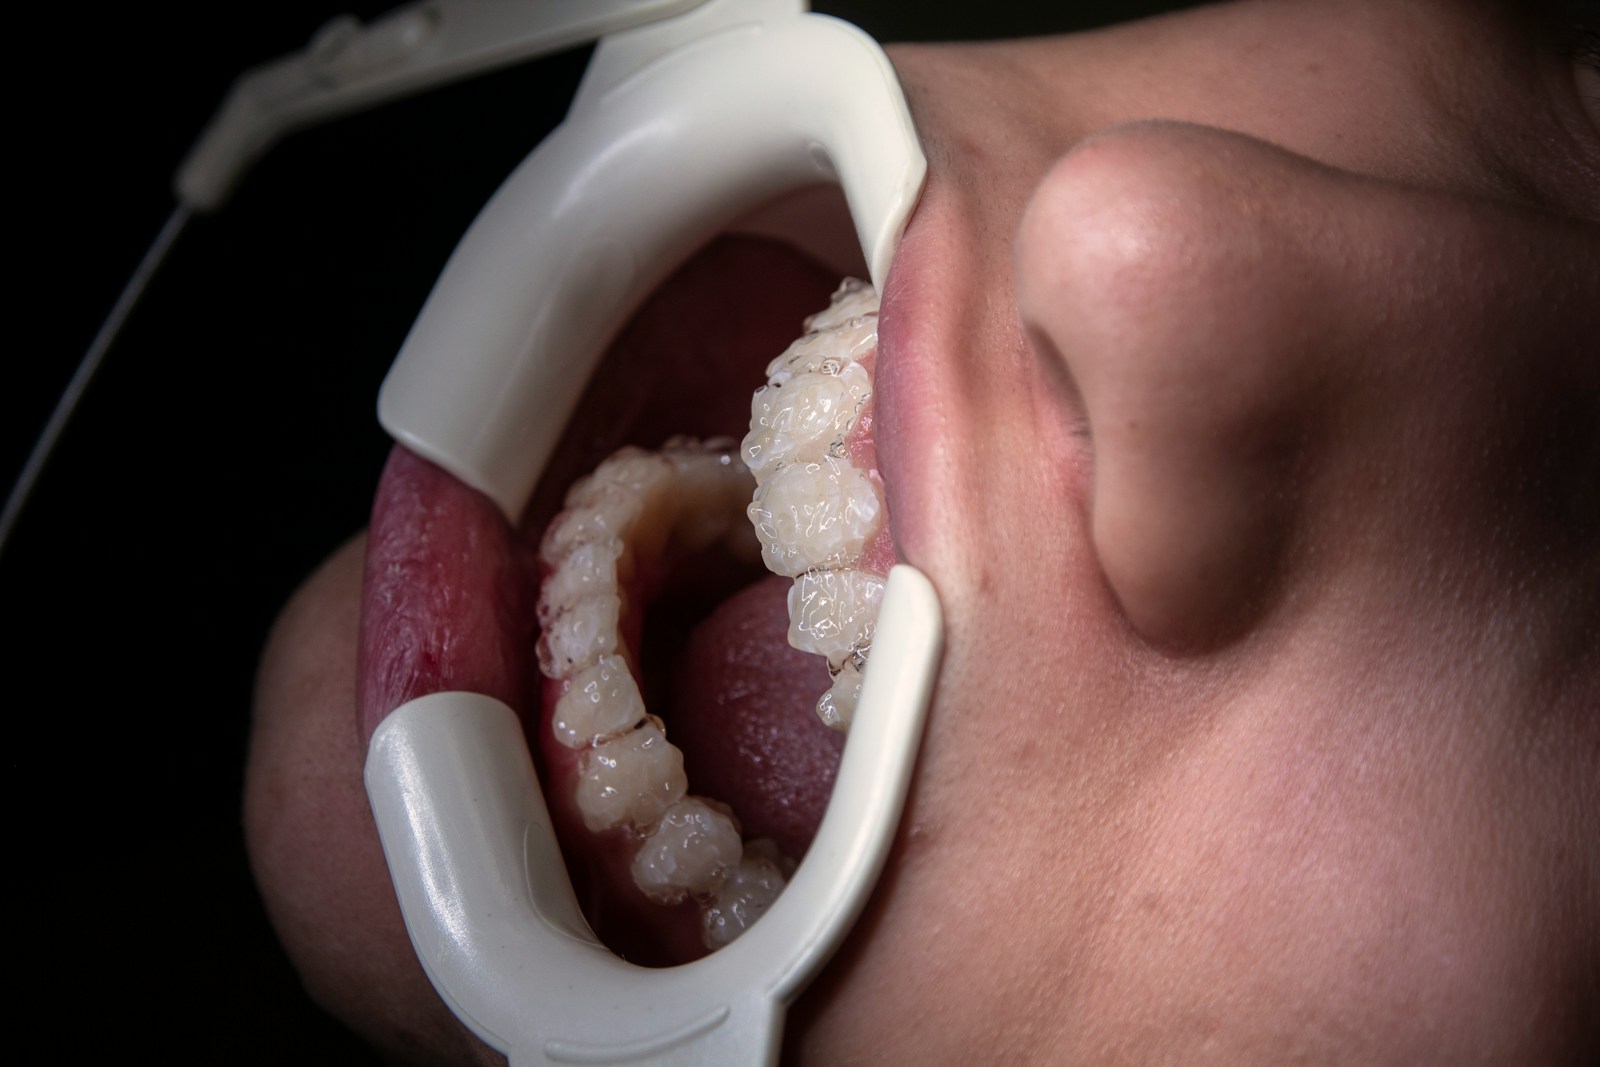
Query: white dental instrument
xmin=199 ymin=1 xmax=939 ymax=1062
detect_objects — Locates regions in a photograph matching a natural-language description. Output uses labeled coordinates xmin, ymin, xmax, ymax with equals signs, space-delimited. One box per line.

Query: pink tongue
xmin=667 ymin=574 xmax=844 ymax=859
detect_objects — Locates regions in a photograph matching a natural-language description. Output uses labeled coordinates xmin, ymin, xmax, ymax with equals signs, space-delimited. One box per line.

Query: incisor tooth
xmin=748 ymin=459 xmax=881 ymax=577
xmin=630 ymin=797 xmax=744 ymax=904
xmin=573 ymin=721 xmax=686 ymax=832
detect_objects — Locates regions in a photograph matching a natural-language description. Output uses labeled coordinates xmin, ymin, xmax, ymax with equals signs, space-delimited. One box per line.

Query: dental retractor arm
xmin=367 ymin=566 xmax=942 ymax=1066
xmin=363 ymin=3 xmax=939 ymax=1064
xmin=377 ymin=7 xmax=924 ymax=523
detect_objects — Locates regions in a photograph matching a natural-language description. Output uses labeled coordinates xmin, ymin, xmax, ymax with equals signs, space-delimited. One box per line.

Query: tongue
xmin=667 ymin=574 xmax=845 ymax=859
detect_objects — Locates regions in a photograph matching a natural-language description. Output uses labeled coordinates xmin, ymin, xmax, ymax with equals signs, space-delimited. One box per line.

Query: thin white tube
xmin=0 ymin=203 xmax=192 ymax=558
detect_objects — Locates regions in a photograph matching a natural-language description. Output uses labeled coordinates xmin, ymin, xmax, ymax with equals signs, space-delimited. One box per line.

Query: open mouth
xmin=357 ymin=213 xmax=894 ymax=966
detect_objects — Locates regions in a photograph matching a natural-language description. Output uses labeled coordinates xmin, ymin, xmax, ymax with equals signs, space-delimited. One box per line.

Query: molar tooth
xmin=701 ymin=845 xmax=790 ymax=949
xmin=786 ymin=568 xmax=884 ymax=663
xmin=552 ymin=654 xmax=645 ymax=747
xmin=536 ymin=593 xmax=622 ymax=678
xmin=747 ymin=459 xmax=882 ymax=577
xmin=573 ymin=721 xmax=686 ymax=832
xmin=631 ymin=797 xmax=743 ymax=904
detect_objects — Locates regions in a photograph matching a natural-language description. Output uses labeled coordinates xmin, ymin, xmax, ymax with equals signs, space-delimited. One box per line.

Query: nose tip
xmin=1016 ymin=122 xmax=1326 ymax=650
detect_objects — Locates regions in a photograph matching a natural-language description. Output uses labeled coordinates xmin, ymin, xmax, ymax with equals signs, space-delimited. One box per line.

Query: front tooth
xmin=786 ymin=568 xmax=884 ymax=664
xmin=573 ymin=720 xmax=686 ymax=832
xmin=552 ymin=654 xmax=645 ymax=748
xmin=742 ymin=362 xmax=871 ymax=481
xmin=630 ymin=797 xmax=744 ymax=904
xmin=747 ymin=459 xmax=882 ymax=577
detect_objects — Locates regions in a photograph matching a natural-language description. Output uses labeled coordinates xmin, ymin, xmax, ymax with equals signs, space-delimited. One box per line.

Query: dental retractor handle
xmin=175 ymin=0 xmax=712 ymax=210
xmin=368 ymin=565 xmax=940 ymax=1066
xmin=376 ymin=8 xmax=924 ymax=524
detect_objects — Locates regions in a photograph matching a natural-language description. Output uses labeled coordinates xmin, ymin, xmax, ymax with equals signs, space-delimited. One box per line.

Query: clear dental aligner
xmin=744 ymin=278 xmax=887 ymax=731
xmin=534 ymin=280 xmax=886 ymax=949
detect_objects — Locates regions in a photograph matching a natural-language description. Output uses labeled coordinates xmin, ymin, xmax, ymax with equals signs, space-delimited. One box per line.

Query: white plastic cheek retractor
xmin=363 ymin=2 xmax=943 ymax=1064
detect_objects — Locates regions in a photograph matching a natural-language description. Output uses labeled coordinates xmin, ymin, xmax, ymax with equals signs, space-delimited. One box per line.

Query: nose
xmin=1017 ymin=122 xmax=1333 ymax=650
xmin=1017 ymin=120 xmax=1600 ymax=651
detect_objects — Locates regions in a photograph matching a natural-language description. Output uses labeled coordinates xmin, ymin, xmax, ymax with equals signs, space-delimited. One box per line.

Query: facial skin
xmin=246 ymin=1 xmax=1600 ymax=1063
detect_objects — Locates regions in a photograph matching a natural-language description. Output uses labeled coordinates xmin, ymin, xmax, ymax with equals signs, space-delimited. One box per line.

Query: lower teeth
xmin=534 ymin=279 xmax=886 ymax=949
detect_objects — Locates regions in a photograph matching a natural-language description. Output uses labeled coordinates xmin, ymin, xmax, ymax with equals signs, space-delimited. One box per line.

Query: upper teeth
xmin=742 ymin=278 xmax=887 ymax=731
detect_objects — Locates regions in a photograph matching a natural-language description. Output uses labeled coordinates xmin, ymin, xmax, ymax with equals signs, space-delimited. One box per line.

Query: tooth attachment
xmin=742 ymin=279 xmax=889 ymax=732
xmin=537 ymin=439 xmax=789 ymax=948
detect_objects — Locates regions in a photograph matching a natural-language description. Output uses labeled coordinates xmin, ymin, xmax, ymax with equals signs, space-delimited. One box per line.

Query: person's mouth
xmin=358 ymin=231 xmax=902 ymax=966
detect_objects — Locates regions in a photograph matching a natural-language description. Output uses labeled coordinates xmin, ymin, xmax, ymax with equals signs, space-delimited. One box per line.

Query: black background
xmin=5 ymin=2 xmax=1191 ymax=1060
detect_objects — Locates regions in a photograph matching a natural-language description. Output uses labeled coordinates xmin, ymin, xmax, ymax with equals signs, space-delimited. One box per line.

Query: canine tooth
xmin=631 ymin=797 xmax=743 ymax=904
xmin=701 ymin=847 xmax=789 ymax=949
xmin=742 ymin=363 xmax=871 ymax=481
xmin=536 ymin=593 xmax=622 ymax=678
xmin=574 ymin=721 xmax=686 ymax=832
xmin=814 ymin=660 xmax=865 ymax=732
xmin=803 ymin=277 xmax=879 ymax=333
xmin=552 ymin=654 xmax=645 ymax=747
xmin=747 ymin=459 xmax=881 ymax=577
xmin=786 ymin=568 xmax=884 ymax=664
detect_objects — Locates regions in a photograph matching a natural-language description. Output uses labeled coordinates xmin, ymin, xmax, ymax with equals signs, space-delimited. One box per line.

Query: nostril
xmin=1016 ymin=122 xmax=1326 ymax=650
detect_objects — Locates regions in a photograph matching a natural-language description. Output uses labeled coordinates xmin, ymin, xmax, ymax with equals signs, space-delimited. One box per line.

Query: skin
xmin=246 ymin=1 xmax=1600 ymax=1063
